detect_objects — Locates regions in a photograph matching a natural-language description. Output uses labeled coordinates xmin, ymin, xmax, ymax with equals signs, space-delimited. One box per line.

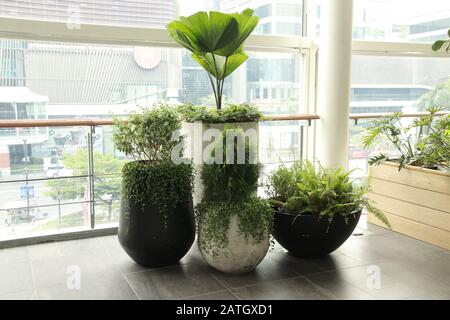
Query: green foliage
xmin=113 ymin=103 xmax=183 ymax=161
xmin=167 ymin=9 xmax=259 ymax=109
xmin=45 ymin=149 xmax=122 ymax=207
xmin=363 ymin=106 xmax=449 ymax=171
xmin=197 ymin=198 xmax=273 ymax=255
xmin=415 ymin=79 xmax=450 ymax=111
xmin=432 ymin=29 xmax=450 ymax=52
xmin=268 ymin=160 xmax=390 ymax=228
xmin=196 ymin=127 xmax=272 ymax=250
xmin=177 ymin=103 xmax=263 ymax=123
xmin=201 ymin=127 xmax=260 ymax=202
xmin=121 ymin=160 xmax=193 ymax=224
xmin=113 ymin=103 xmax=194 ymax=223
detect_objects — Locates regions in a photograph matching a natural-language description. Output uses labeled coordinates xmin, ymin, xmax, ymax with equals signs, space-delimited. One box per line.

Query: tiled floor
xmin=0 ymin=222 xmax=449 ymax=300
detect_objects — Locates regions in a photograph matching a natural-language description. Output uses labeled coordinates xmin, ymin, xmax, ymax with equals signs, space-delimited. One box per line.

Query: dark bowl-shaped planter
xmin=273 ymin=209 xmax=361 ymax=258
xmin=118 ymin=194 xmax=195 ymax=267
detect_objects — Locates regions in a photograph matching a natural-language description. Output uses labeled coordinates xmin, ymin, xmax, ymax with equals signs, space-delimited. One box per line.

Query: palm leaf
xmin=192 ymin=53 xmax=219 ymax=78
xmin=215 ymin=9 xmax=259 ymax=57
xmin=222 ymin=51 xmax=248 ymax=78
xmin=362 ymin=127 xmax=381 ymax=147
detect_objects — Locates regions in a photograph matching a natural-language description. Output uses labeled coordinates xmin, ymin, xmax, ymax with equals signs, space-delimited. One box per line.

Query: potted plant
xmin=167 ymin=9 xmax=259 ymax=111
xmin=113 ymin=104 xmax=195 ymax=267
xmin=167 ymin=10 xmax=263 ymax=204
xmin=363 ymin=107 xmax=450 ymax=250
xmin=196 ymin=127 xmax=273 ymax=273
xmin=268 ymin=160 xmax=390 ymax=258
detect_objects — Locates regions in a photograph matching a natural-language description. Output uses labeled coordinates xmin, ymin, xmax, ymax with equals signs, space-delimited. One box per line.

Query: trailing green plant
xmin=167 ymin=9 xmax=259 ymax=110
xmin=201 ymin=126 xmax=260 ymax=202
xmin=121 ymin=160 xmax=193 ymax=225
xmin=177 ymin=103 xmax=263 ymax=123
xmin=196 ymin=127 xmax=273 ymax=253
xmin=363 ymin=106 xmax=449 ymax=171
xmin=197 ymin=198 xmax=273 ymax=255
xmin=113 ymin=103 xmax=194 ymax=223
xmin=268 ymin=160 xmax=390 ymax=228
xmin=432 ymin=29 xmax=450 ymax=53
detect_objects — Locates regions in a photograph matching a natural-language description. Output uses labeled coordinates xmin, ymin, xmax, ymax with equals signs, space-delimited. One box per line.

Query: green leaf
xmin=362 ymin=127 xmax=381 ymax=147
xmin=222 ymin=51 xmax=248 ymax=78
xmin=216 ymin=10 xmax=259 ymax=57
xmin=167 ymin=21 xmax=202 ymax=53
xmin=178 ymin=11 xmax=238 ymax=53
xmin=432 ymin=40 xmax=445 ymax=52
xmin=192 ymin=53 xmax=218 ymax=78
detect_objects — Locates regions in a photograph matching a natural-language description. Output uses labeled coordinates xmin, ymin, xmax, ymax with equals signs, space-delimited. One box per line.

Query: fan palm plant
xmin=167 ymin=9 xmax=259 ymax=110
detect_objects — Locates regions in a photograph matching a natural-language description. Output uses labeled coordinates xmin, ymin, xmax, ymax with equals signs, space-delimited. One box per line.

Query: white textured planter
xmin=198 ymin=214 xmax=269 ymax=274
xmin=182 ymin=121 xmax=259 ymax=206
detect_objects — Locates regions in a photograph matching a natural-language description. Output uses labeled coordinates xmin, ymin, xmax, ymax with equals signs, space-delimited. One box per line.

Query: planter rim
xmin=272 ymin=208 xmax=362 ymax=218
xmin=373 ymin=161 xmax=450 ymax=177
xmin=182 ymin=120 xmax=260 ymax=124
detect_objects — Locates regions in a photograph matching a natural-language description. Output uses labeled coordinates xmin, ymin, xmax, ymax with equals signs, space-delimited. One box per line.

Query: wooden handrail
xmin=0 ymin=112 xmax=447 ymax=128
xmin=263 ymin=114 xmax=320 ymax=121
xmin=0 ymin=118 xmax=116 ymax=128
xmin=349 ymin=111 xmax=449 ymax=120
xmin=0 ymin=114 xmax=321 ymax=128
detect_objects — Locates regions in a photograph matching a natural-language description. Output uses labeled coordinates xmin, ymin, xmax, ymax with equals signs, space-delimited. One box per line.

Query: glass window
xmin=254 ymin=4 xmax=272 ymax=19
xmin=349 ymin=55 xmax=450 ymax=176
xmin=17 ymin=103 xmax=35 ymax=120
xmin=276 ymin=22 xmax=301 ymax=35
xmin=254 ymin=23 xmax=272 ymax=35
xmin=276 ymin=3 xmax=302 ymax=17
xmin=1 ymin=0 xmax=303 ymax=35
xmin=0 ymin=103 xmax=15 ymax=119
xmin=314 ymin=0 xmax=450 ymax=43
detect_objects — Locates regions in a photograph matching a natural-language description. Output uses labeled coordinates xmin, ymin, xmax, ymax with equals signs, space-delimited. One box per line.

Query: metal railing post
xmin=87 ymin=125 xmax=95 ymax=229
xmin=300 ymin=125 xmax=304 ymax=161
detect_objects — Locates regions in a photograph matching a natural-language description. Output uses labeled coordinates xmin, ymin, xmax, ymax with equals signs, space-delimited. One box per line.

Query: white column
xmin=316 ymin=0 xmax=353 ymax=169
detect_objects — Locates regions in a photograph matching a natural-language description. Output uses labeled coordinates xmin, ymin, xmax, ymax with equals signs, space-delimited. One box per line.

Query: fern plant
xmin=268 ymin=160 xmax=390 ymax=228
xmin=363 ymin=106 xmax=449 ymax=171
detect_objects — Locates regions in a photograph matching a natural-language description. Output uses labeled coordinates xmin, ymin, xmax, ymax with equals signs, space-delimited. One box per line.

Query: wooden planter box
xmin=368 ymin=161 xmax=450 ymax=250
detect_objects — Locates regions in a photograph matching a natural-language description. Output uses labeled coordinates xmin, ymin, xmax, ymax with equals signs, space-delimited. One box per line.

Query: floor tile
xmin=306 ymin=271 xmax=374 ymax=300
xmin=57 ymin=237 xmax=107 ymax=257
xmin=31 ymin=251 xmax=121 ymax=288
xmin=0 ymin=290 xmax=37 ymax=300
xmin=0 ymin=262 xmax=34 ymax=296
xmin=27 ymin=242 xmax=61 ymax=261
xmin=309 ymin=251 xmax=366 ymax=271
xmin=184 ymin=290 xmax=237 ymax=300
xmin=104 ymin=241 xmax=153 ymax=274
xmin=313 ymin=264 xmax=425 ymax=300
xmin=0 ymin=246 xmax=29 ymax=264
xmin=207 ymin=254 xmax=298 ymax=289
xmin=35 ymin=277 xmax=137 ymax=300
xmin=124 ymin=264 xmax=226 ymax=300
xmin=0 ymin=229 xmax=448 ymax=300
xmin=266 ymin=250 xmax=324 ymax=276
xmin=232 ymin=277 xmax=333 ymax=300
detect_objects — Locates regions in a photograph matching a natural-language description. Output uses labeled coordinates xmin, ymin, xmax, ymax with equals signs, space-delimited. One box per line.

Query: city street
xmin=0 ymin=172 xmax=91 ymax=239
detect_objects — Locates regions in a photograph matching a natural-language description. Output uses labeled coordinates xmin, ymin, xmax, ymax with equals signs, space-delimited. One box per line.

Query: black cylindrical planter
xmin=273 ymin=210 xmax=361 ymax=258
xmin=118 ymin=194 xmax=195 ymax=267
